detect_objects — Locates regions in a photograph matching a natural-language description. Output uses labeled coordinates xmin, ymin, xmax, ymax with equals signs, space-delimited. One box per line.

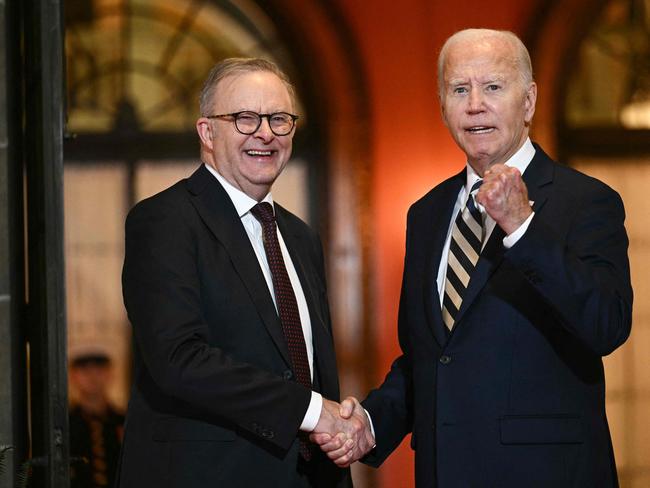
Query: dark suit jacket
xmin=116 ymin=164 xmax=351 ymax=487
xmin=363 ymin=145 xmax=633 ymax=487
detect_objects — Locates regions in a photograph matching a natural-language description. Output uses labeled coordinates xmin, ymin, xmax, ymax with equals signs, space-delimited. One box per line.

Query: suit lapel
xmin=452 ymin=146 xmax=554 ymax=329
xmin=275 ymin=210 xmax=328 ymax=337
xmin=423 ymin=172 xmax=466 ymax=347
xmin=522 ymin=144 xmax=553 ymax=215
xmin=185 ymin=165 xmax=292 ymax=367
xmin=276 ymin=207 xmax=339 ymax=397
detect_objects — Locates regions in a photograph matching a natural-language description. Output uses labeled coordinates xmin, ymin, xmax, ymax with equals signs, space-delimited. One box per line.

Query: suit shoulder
xmin=127 ymin=178 xmax=191 ymax=221
xmin=407 ymin=174 xmax=462 ymax=219
xmin=551 ymin=161 xmax=622 ymax=201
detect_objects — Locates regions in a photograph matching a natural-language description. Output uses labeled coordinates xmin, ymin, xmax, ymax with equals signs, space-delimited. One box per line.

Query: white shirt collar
xmin=465 ymin=138 xmax=536 ymax=192
xmin=203 ymin=163 xmax=274 ymax=217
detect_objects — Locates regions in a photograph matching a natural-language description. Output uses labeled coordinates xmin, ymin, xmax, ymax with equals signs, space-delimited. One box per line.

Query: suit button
xmin=283 ymin=370 xmax=293 ymax=380
xmin=261 ymin=429 xmax=275 ymax=439
xmin=439 ymin=355 xmax=452 ymax=365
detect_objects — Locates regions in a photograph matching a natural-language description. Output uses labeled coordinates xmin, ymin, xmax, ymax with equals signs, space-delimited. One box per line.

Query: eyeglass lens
xmin=235 ymin=112 xmax=294 ymax=135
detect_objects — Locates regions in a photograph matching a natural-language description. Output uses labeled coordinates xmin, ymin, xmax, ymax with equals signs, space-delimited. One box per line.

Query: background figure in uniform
xmin=68 ymin=344 xmax=124 ymax=488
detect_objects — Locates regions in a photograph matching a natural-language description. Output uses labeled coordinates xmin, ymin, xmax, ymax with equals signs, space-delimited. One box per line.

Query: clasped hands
xmin=310 ymin=397 xmax=375 ymax=467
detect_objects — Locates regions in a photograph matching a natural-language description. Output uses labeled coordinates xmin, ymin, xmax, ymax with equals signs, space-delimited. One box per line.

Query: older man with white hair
xmin=314 ymin=28 xmax=633 ymax=487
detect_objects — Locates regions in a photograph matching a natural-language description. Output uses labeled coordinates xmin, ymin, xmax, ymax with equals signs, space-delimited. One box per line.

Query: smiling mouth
xmin=245 ymin=149 xmax=274 ymax=156
xmin=466 ymin=126 xmax=495 ymax=134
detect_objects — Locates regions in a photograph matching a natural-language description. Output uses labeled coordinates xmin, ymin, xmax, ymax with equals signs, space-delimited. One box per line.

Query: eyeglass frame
xmin=206 ymin=111 xmax=299 ymax=136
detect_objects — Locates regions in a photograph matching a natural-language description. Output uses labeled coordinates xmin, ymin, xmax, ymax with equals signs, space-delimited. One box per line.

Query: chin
xmin=249 ymin=173 xmax=281 ymax=187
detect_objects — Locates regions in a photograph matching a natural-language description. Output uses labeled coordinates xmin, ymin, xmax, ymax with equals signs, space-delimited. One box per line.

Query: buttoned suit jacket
xmin=362 ymin=145 xmax=633 ymax=487
xmin=116 ymin=164 xmax=351 ymax=487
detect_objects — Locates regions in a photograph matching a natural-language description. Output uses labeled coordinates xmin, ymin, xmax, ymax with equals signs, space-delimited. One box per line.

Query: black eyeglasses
xmin=206 ymin=111 xmax=299 ymax=136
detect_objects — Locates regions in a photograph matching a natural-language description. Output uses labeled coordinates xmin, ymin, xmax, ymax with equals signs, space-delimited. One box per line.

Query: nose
xmin=254 ymin=116 xmax=274 ymax=141
xmin=466 ymin=89 xmax=485 ymax=113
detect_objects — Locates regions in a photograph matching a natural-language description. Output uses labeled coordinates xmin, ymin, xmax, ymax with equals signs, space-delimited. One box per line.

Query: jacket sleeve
xmin=506 ymin=181 xmax=633 ymax=356
xmin=122 ymin=197 xmax=311 ymax=451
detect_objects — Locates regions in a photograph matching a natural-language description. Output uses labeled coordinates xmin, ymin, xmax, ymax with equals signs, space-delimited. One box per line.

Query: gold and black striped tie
xmin=442 ymin=180 xmax=484 ymax=330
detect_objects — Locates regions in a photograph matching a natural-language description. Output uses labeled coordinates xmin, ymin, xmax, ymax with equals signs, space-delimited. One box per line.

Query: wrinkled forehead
xmin=443 ymin=36 xmax=519 ymax=81
xmin=212 ymin=71 xmax=294 ymax=111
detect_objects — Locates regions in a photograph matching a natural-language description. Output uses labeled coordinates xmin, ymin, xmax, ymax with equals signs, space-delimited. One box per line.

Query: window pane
xmin=64 ymin=163 xmax=130 ymax=409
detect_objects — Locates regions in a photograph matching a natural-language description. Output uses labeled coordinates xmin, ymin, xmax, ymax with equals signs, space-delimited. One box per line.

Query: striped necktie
xmin=442 ymin=180 xmax=484 ymax=330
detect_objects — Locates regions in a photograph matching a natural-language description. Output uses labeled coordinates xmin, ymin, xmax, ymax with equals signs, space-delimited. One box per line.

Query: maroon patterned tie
xmin=250 ymin=202 xmax=312 ymax=460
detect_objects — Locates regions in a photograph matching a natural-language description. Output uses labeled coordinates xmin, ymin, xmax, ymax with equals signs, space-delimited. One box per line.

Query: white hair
xmin=437 ymin=29 xmax=533 ymax=100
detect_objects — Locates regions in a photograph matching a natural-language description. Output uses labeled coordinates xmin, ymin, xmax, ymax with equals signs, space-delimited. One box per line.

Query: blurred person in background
xmin=68 ymin=343 xmax=124 ymax=488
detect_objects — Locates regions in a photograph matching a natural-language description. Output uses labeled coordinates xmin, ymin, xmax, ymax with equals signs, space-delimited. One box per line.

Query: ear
xmin=523 ymin=82 xmax=537 ymax=124
xmin=196 ymin=117 xmax=214 ymax=150
xmin=439 ymin=92 xmax=450 ymax=128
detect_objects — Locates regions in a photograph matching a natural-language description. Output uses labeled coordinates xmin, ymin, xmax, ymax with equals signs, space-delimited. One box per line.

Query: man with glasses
xmin=117 ymin=58 xmax=372 ymax=488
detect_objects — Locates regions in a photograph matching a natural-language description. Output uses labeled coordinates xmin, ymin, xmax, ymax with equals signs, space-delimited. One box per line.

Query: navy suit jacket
xmin=116 ymin=165 xmax=351 ymax=487
xmin=363 ymin=145 xmax=632 ymax=487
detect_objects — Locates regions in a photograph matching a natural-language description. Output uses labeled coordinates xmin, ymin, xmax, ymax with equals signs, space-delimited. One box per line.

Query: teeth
xmin=467 ymin=127 xmax=493 ymax=133
xmin=246 ymin=150 xmax=272 ymax=156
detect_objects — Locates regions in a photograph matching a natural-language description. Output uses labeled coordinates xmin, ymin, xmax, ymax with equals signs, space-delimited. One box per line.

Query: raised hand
xmin=476 ymin=164 xmax=533 ymax=235
xmin=310 ymin=397 xmax=375 ymax=467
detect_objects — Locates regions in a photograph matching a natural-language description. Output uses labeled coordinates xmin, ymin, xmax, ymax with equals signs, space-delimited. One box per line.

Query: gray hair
xmin=199 ymin=57 xmax=296 ymax=116
xmin=437 ymin=29 xmax=533 ymax=99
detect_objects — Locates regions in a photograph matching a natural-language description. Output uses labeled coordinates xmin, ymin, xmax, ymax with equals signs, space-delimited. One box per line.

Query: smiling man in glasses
xmin=116 ymin=58 xmax=371 ymax=488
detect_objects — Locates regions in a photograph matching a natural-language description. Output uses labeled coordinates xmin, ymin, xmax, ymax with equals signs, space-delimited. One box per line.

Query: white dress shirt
xmin=205 ymin=164 xmax=322 ymax=431
xmin=435 ymin=138 xmax=536 ymax=306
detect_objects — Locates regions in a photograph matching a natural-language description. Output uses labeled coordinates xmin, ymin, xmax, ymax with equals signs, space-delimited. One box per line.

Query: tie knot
xmin=466 ymin=179 xmax=483 ymax=214
xmin=250 ymin=202 xmax=275 ymax=223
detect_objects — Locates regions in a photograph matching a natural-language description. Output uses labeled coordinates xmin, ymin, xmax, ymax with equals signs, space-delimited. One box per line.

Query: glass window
xmin=565 ymin=0 xmax=650 ymax=128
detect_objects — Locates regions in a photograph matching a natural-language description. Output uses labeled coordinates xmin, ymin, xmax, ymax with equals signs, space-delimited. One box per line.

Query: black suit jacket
xmin=363 ymin=145 xmax=633 ymax=487
xmin=116 ymin=164 xmax=351 ymax=487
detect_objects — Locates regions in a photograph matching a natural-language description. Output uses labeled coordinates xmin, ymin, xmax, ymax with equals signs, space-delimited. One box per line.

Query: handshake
xmin=310 ymin=397 xmax=375 ymax=467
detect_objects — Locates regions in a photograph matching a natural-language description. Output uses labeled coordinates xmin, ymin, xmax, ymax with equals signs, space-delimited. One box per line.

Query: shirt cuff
xmin=300 ymin=391 xmax=323 ymax=432
xmin=503 ymin=211 xmax=535 ymax=249
xmin=364 ymin=408 xmax=376 ymax=443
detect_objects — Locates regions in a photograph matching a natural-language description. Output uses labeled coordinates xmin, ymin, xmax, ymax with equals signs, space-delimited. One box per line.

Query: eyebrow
xmin=447 ymin=78 xmax=470 ymax=87
xmin=447 ymin=75 xmax=507 ymax=86
xmin=479 ymin=75 xmax=506 ymax=83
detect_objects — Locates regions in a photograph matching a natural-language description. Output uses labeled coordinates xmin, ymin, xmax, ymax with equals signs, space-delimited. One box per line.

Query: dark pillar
xmin=0 ymin=0 xmax=27 ymax=486
xmin=22 ymin=0 xmax=69 ymax=486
